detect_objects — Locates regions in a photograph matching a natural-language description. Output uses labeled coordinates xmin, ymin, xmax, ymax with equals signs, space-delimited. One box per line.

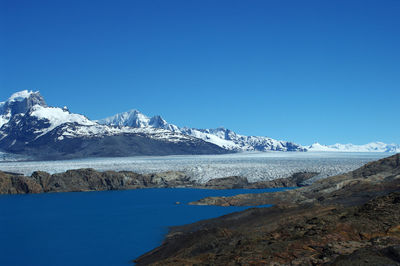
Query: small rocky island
xmin=135 ymin=153 xmax=400 ymax=265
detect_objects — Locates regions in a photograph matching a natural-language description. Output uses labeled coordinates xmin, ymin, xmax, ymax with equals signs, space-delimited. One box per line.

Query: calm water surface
xmin=0 ymin=188 xmax=287 ymax=266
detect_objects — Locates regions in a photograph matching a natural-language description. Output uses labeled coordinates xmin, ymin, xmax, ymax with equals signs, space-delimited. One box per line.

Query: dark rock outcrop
xmin=202 ymin=171 xmax=318 ymax=189
xmin=135 ymin=192 xmax=400 ymax=265
xmin=135 ymin=153 xmax=400 ymax=265
xmin=202 ymin=176 xmax=250 ymax=189
xmin=0 ymin=169 xmax=317 ymax=194
xmin=0 ymin=169 xmax=197 ymax=194
xmin=0 ymin=171 xmax=43 ymax=194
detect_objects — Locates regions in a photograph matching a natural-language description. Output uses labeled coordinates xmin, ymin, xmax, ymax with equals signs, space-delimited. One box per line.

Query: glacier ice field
xmin=0 ymin=151 xmax=391 ymax=183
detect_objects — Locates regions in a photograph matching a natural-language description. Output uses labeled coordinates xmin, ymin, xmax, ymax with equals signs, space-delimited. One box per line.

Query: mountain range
xmin=0 ymin=91 xmax=227 ymax=159
xmin=97 ymin=107 xmax=400 ymax=153
xmin=97 ymin=110 xmax=305 ymax=152
xmin=308 ymin=142 xmax=400 ymax=153
xmin=0 ymin=90 xmax=399 ymax=160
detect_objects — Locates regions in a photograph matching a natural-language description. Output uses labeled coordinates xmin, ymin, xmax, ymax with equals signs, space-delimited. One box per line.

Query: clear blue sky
xmin=1 ymin=0 xmax=399 ymax=145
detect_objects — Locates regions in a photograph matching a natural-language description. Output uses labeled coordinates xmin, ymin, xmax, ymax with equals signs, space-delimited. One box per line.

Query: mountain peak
xmin=0 ymin=90 xmax=47 ymax=128
xmin=7 ymin=90 xmax=37 ymax=101
xmin=2 ymin=90 xmax=46 ymax=108
xmin=125 ymin=109 xmax=142 ymax=115
xmin=98 ymin=109 xmax=150 ymax=128
xmin=149 ymin=115 xmax=167 ymax=127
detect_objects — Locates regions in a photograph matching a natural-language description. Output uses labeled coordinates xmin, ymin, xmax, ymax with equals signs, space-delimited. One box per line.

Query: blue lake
xmin=0 ymin=188 xmax=288 ymax=266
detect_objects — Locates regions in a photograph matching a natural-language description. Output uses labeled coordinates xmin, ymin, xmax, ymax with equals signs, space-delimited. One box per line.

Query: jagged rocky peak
xmin=99 ymin=109 xmax=180 ymax=131
xmin=149 ymin=115 xmax=180 ymax=132
xmin=149 ymin=115 xmax=167 ymax=128
xmin=98 ymin=109 xmax=150 ymax=127
xmin=98 ymin=109 xmax=306 ymax=152
xmin=206 ymin=127 xmax=237 ymax=140
xmin=0 ymin=90 xmax=47 ymax=116
xmin=0 ymin=90 xmax=48 ymax=128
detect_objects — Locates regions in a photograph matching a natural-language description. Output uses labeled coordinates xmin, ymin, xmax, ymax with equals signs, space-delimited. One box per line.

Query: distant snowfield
xmin=0 ymin=152 xmax=391 ymax=183
xmin=308 ymin=142 xmax=400 ymax=153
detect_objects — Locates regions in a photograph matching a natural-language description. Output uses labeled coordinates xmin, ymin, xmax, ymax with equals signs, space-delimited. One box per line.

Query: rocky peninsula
xmin=135 ymin=153 xmax=400 ymax=265
xmin=0 ymin=169 xmax=317 ymax=194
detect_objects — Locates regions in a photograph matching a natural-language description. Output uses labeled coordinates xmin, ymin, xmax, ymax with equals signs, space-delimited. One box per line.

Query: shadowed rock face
xmin=1 ymin=129 xmax=231 ymax=160
xmin=0 ymin=91 xmax=47 ymax=117
xmin=0 ymin=171 xmax=43 ymax=194
xmin=134 ymin=154 xmax=400 ymax=265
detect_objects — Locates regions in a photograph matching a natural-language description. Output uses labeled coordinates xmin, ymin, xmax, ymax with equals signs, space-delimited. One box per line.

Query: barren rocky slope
xmin=135 ymin=153 xmax=400 ymax=265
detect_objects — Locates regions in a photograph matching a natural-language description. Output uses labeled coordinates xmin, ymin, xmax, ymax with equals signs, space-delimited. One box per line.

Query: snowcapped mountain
xmin=0 ymin=90 xmax=47 ymax=128
xmin=179 ymin=127 xmax=306 ymax=151
xmin=0 ymin=91 xmax=228 ymax=159
xmin=308 ymin=142 xmax=400 ymax=153
xmin=98 ymin=110 xmax=180 ymax=132
xmin=99 ymin=109 xmax=400 ymax=153
xmin=98 ymin=109 xmax=150 ymax=128
xmin=99 ymin=110 xmax=306 ymax=152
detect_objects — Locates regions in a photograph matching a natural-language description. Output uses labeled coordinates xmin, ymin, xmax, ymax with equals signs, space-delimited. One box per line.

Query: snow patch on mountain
xmin=30 ymin=105 xmax=95 ymax=137
xmin=53 ymin=122 xmax=193 ymax=143
xmin=179 ymin=128 xmax=239 ymax=150
xmin=0 ymin=115 xmax=8 ymax=129
xmin=31 ymin=105 xmax=95 ymax=127
xmin=7 ymin=90 xmax=37 ymax=102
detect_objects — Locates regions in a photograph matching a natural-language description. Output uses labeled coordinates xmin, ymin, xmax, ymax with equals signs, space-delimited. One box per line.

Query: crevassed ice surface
xmin=0 ymin=152 xmax=391 ymax=182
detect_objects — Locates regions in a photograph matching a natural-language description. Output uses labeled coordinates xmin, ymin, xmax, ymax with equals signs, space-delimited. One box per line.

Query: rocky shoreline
xmin=0 ymin=169 xmax=317 ymax=194
xmin=134 ymin=153 xmax=400 ymax=265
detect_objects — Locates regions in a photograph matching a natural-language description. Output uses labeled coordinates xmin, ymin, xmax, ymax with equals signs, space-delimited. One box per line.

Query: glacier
xmin=0 ymin=152 xmax=389 ymax=183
